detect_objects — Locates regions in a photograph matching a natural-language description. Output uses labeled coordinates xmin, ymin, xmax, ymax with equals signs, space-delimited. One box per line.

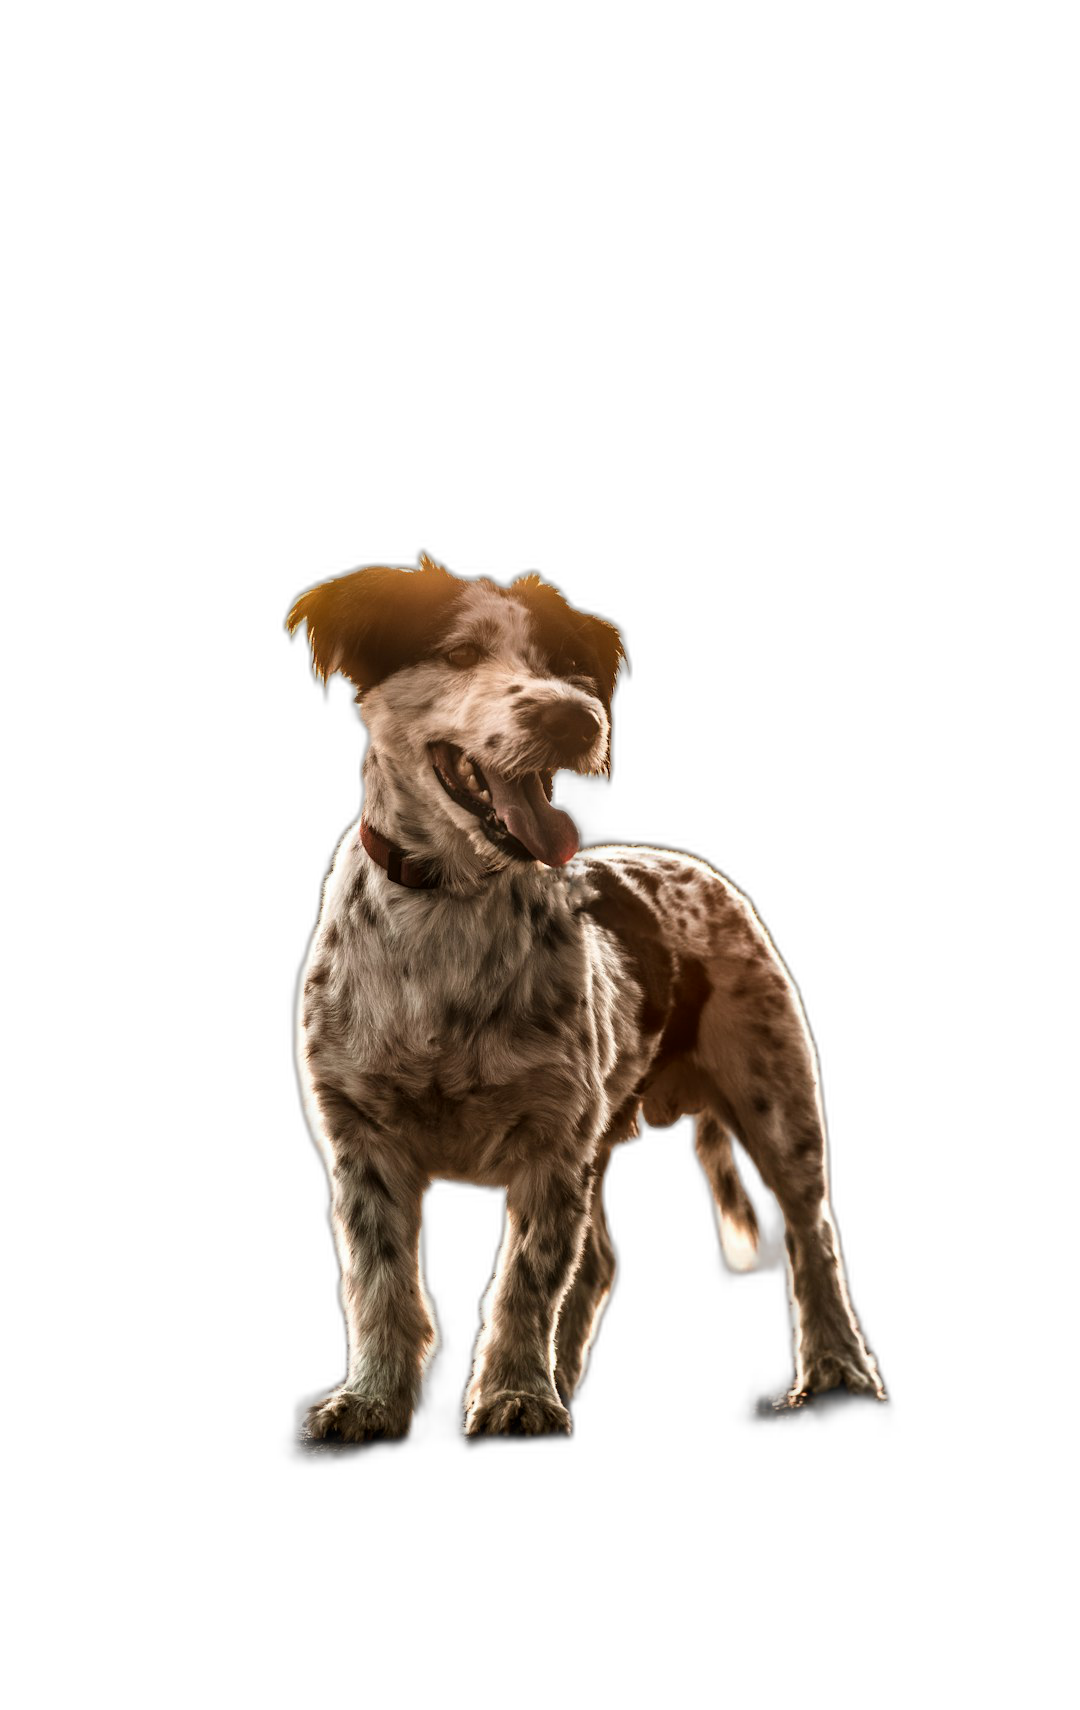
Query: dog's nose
xmin=539 ymin=702 xmax=601 ymax=752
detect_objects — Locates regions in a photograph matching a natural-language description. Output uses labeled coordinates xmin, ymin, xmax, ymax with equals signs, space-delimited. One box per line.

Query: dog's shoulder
xmin=571 ymin=843 xmax=746 ymax=940
xmin=567 ymin=843 xmax=765 ymax=1030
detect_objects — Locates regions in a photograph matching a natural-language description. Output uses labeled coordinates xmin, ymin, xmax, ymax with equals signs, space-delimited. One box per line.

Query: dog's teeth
xmin=478 ymin=789 xmax=491 ymax=803
xmin=456 ymin=755 xmax=471 ymax=778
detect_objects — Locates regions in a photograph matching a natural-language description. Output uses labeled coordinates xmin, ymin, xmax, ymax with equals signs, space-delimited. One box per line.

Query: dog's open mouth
xmin=429 ymin=742 xmax=579 ymax=867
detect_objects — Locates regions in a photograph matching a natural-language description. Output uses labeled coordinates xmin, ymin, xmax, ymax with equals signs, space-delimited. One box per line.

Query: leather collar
xmin=359 ymin=820 xmax=440 ymax=890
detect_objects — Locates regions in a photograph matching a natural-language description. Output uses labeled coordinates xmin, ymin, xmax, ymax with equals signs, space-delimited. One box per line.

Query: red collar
xmin=359 ymin=821 xmax=441 ymax=890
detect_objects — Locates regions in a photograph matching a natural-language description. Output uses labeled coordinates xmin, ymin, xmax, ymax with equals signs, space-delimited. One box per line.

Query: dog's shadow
xmin=281 ymin=1361 xmax=888 ymax=1456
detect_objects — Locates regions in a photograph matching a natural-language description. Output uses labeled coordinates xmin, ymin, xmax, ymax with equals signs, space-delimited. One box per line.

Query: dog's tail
xmin=695 ymin=1113 xmax=759 ymax=1271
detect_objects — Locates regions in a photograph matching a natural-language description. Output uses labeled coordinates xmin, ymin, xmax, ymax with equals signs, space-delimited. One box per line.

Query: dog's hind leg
xmin=553 ymin=1144 xmax=616 ymax=1403
xmin=699 ymin=993 xmax=884 ymax=1406
xmin=732 ymin=1101 xmax=882 ymax=1404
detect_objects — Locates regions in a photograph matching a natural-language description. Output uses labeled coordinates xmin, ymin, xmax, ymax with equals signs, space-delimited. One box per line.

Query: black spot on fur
xmin=478 ymin=940 xmax=505 ymax=981
xmin=361 ymin=1163 xmax=393 ymax=1200
xmin=312 ymin=1079 xmax=371 ymax=1138
xmin=527 ymin=1232 xmax=573 ymax=1289
xmin=398 ymin=816 xmax=428 ymax=848
xmin=537 ymin=913 xmax=570 ymax=950
xmin=352 ymin=889 xmax=377 ymax=926
xmin=629 ymin=866 xmax=662 ymax=898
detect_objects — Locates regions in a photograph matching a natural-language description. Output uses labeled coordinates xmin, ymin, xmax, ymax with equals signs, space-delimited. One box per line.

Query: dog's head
xmin=287 ymin=555 xmax=623 ymax=870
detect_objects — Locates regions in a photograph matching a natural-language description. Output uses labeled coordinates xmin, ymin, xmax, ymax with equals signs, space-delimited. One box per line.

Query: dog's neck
xmin=361 ymin=745 xmax=507 ymax=896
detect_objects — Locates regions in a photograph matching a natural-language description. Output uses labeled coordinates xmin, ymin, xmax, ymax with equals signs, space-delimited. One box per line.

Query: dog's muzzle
xmin=429 ymin=741 xmax=581 ymax=867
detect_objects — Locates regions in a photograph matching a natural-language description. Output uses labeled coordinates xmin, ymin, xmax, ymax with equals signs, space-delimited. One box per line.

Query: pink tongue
xmin=485 ymin=767 xmax=579 ymax=866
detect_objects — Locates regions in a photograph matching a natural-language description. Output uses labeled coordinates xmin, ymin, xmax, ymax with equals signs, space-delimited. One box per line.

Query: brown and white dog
xmin=288 ymin=555 xmax=884 ymax=1440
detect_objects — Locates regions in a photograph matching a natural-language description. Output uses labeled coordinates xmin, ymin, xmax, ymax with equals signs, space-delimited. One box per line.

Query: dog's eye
xmin=556 ymin=658 xmax=596 ymax=689
xmin=445 ymin=644 xmax=483 ymax=669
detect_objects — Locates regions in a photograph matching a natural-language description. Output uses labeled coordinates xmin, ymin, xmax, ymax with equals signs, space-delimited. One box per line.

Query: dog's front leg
xmin=465 ymin=1161 xmax=590 ymax=1437
xmin=305 ymin=1112 xmax=433 ymax=1444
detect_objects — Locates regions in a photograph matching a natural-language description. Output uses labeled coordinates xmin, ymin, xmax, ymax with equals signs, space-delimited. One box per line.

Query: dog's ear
xmin=577 ymin=611 xmax=625 ymax=718
xmin=509 ymin=575 xmax=625 ymax=715
xmin=574 ymin=608 xmax=625 ymax=776
xmin=509 ymin=575 xmax=625 ymax=774
xmin=286 ymin=555 xmax=463 ymax=697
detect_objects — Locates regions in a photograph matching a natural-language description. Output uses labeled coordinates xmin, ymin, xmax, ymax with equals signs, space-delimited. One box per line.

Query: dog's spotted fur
xmin=289 ymin=557 xmax=884 ymax=1441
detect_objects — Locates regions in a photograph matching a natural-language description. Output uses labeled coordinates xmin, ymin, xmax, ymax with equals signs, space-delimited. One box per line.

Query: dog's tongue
xmin=485 ymin=766 xmax=579 ymax=866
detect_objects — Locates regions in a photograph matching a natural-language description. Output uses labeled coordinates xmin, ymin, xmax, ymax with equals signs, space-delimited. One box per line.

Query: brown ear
xmin=570 ymin=608 xmax=628 ymax=776
xmin=578 ymin=610 xmax=626 ymax=717
xmin=509 ymin=574 xmax=625 ymax=715
xmin=286 ymin=554 xmax=464 ymax=697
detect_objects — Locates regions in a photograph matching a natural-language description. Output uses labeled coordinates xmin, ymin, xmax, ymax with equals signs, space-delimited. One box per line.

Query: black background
xmin=218 ymin=451 xmax=943 ymax=1511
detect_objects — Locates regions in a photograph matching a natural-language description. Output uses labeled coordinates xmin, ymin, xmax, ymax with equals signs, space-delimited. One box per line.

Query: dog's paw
xmin=465 ymin=1389 xmax=572 ymax=1438
xmin=801 ymin=1348 xmax=887 ymax=1400
xmin=303 ymin=1388 xmax=411 ymax=1444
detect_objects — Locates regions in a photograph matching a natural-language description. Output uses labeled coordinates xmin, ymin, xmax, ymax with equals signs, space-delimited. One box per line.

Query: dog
xmin=288 ymin=555 xmax=884 ymax=1440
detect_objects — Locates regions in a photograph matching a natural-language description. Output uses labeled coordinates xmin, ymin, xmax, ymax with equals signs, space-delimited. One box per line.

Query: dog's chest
xmin=303 ymin=864 xmax=621 ymax=1170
